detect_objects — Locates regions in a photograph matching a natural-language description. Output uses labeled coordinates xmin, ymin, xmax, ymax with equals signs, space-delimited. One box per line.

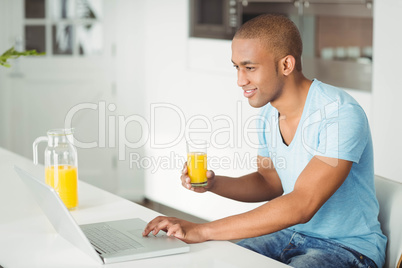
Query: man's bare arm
xmin=145 ymin=156 xmax=353 ymax=243
xmin=208 ymin=156 xmax=283 ymax=202
xmin=182 ymin=155 xmax=284 ymax=202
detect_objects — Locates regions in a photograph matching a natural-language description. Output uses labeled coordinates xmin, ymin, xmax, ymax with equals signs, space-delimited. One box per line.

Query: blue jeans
xmin=237 ymin=229 xmax=377 ymax=268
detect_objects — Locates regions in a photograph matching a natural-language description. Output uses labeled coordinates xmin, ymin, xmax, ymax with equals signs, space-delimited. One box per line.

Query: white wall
xmin=114 ymin=0 xmax=147 ymax=200
xmin=0 ymin=0 xmax=12 ymax=147
xmin=372 ymin=0 xmax=402 ymax=183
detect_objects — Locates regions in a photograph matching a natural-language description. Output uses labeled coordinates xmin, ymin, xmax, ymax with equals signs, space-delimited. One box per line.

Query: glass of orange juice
xmin=186 ymin=140 xmax=208 ymax=187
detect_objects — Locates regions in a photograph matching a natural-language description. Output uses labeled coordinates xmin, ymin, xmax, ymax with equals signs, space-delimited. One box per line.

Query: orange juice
xmin=187 ymin=152 xmax=207 ymax=187
xmin=45 ymin=165 xmax=78 ymax=209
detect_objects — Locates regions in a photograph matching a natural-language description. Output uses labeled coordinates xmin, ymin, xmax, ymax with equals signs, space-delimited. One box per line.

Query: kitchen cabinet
xmin=241 ymin=0 xmax=374 ymax=91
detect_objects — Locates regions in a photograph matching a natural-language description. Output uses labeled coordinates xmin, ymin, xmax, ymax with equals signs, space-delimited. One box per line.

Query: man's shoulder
xmin=310 ymin=80 xmax=366 ymax=118
xmin=311 ymin=80 xmax=361 ymax=107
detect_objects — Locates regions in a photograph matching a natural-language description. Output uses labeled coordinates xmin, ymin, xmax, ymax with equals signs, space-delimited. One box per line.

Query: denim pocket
xmin=338 ymin=244 xmax=378 ymax=268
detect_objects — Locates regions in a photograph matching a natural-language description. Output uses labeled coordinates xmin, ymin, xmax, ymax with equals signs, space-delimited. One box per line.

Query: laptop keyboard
xmin=82 ymin=224 xmax=144 ymax=255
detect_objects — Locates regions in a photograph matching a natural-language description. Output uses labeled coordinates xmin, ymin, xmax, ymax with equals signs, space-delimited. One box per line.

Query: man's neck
xmin=271 ymin=76 xmax=312 ymax=121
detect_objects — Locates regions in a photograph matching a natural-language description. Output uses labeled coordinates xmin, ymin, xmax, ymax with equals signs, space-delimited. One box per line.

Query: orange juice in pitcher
xmin=45 ymin=165 xmax=78 ymax=209
xmin=33 ymin=128 xmax=79 ymax=210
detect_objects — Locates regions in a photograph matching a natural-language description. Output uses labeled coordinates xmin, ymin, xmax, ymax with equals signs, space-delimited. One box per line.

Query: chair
xmin=375 ymin=175 xmax=402 ymax=268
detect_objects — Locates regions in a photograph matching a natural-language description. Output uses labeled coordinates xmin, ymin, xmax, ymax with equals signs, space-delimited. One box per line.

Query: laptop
xmin=14 ymin=166 xmax=189 ymax=264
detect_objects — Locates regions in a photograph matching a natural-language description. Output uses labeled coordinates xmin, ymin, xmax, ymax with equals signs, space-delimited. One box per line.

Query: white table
xmin=0 ymin=147 xmax=289 ymax=267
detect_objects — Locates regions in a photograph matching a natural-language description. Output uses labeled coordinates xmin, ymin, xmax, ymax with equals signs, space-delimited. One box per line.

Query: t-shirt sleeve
xmin=314 ymin=103 xmax=369 ymax=163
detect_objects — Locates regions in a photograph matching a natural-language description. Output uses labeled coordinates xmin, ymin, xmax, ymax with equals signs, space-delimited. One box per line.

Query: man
xmin=143 ymin=14 xmax=386 ymax=268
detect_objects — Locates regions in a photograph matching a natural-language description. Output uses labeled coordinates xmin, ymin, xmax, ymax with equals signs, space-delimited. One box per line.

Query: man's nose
xmin=237 ymin=70 xmax=249 ymax=87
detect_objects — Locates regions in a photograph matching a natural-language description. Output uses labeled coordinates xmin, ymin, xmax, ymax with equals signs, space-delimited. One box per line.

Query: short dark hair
xmin=234 ymin=14 xmax=303 ymax=71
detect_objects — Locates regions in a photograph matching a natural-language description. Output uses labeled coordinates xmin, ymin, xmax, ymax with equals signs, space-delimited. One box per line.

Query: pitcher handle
xmin=33 ymin=136 xmax=48 ymax=165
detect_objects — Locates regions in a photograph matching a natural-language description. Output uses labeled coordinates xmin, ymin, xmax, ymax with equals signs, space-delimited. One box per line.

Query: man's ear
xmin=279 ymin=55 xmax=296 ymax=76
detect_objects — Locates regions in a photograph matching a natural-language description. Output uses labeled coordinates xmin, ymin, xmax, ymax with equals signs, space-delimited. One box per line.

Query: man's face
xmin=231 ymin=38 xmax=284 ymax=108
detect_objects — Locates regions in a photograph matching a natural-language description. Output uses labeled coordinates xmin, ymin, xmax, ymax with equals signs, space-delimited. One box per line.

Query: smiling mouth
xmin=243 ymin=88 xmax=257 ymax=98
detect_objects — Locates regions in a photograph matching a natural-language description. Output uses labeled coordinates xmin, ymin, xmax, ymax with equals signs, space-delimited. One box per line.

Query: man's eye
xmin=246 ymin=67 xmax=255 ymax=71
xmin=233 ymin=65 xmax=239 ymax=70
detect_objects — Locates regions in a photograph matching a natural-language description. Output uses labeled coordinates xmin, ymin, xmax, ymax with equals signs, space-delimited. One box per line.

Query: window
xmin=24 ymin=0 xmax=103 ymax=56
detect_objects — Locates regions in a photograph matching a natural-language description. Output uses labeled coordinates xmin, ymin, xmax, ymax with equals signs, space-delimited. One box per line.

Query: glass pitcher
xmin=33 ymin=128 xmax=78 ymax=210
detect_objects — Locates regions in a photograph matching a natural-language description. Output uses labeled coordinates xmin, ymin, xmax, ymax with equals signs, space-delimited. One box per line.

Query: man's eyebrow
xmin=231 ymin=60 xmax=257 ymax=65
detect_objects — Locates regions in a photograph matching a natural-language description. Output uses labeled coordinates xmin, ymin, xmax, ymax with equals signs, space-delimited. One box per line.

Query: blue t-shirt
xmin=257 ymin=79 xmax=386 ymax=267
